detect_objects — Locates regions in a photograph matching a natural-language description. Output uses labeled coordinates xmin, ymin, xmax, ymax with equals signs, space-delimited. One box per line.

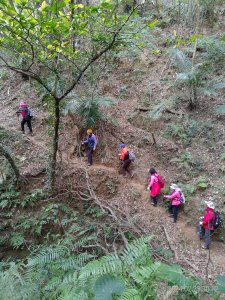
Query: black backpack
xmin=213 ymin=212 xmax=222 ymax=230
xmin=24 ymin=108 xmax=33 ymax=120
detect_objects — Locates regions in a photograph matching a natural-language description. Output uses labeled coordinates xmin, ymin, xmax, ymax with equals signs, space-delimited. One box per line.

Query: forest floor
xmin=1 ymin=70 xmax=225 ymax=283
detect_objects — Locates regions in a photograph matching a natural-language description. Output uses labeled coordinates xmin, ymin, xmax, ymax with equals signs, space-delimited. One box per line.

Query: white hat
xmin=170 ymin=183 xmax=179 ymax=190
xmin=205 ymin=201 xmax=215 ymax=209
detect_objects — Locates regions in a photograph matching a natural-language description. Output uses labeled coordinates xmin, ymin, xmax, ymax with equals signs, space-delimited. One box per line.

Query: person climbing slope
xmin=199 ymin=200 xmax=216 ymax=250
xmin=147 ymin=168 xmax=164 ymax=206
xmin=16 ymin=101 xmax=33 ymax=135
xmin=164 ymin=183 xmax=182 ymax=223
xmin=118 ymin=144 xmax=133 ymax=177
xmin=82 ymin=129 xmax=97 ymax=167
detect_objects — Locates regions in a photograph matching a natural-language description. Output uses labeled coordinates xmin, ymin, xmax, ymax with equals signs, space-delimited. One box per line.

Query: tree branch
xmin=59 ymin=5 xmax=139 ymax=100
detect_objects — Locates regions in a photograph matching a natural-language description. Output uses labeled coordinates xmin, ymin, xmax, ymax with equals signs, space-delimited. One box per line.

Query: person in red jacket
xmin=147 ymin=168 xmax=161 ymax=206
xmin=199 ymin=200 xmax=216 ymax=250
xmin=164 ymin=183 xmax=182 ymax=223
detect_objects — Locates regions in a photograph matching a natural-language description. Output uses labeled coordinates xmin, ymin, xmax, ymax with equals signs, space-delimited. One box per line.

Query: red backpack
xmin=157 ymin=174 xmax=165 ymax=188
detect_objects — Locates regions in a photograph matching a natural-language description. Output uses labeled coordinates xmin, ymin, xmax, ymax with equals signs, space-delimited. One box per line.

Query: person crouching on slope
xmin=119 ymin=144 xmax=132 ymax=177
xmin=147 ymin=168 xmax=162 ymax=207
xmin=164 ymin=183 xmax=182 ymax=223
xmin=16 ymin=101 xmax=33 ymax=135
xmin=82 ymin=129 xmax=97 ymax=167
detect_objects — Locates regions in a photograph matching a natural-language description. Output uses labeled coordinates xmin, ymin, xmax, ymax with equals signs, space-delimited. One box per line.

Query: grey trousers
xmin=198 ymin=226 xmax=211 ymax=249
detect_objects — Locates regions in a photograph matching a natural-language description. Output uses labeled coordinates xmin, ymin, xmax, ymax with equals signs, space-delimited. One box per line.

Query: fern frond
xmin=215 ymin=104 xmax=225 ymax=115
xmin=93 ymin=274 xmax=125 ymax=300
xmin=120 ymin=289 xmax=142 ymax=300
xmin=95 ymin=96 xmax=118 ymax=106
xmin=148 ymin=103 xmax=166 ymax=120
xmin=57 ymin=253 xmax=96 ymax=272
xmin=199 ymin=80 xmax=225 ymax=97
xmin=73 ymin=234 xmax=98 ymax=250
xmin=27 ymin=245 xmax=70 ymax=267
xmin=121 ymin=236 xmax=152 ymax=266
xmin=168 ymin=48 xmax=192 ymax=71
xmin=44 ymin=277 xmax=62 ymax=292
xmin=157 ymin=263 xmax=197 ymax=289
xmin=78 ymin=253 xmax=121 ymax=283
xmin=130 ymin=262 xmax=162 ymax=284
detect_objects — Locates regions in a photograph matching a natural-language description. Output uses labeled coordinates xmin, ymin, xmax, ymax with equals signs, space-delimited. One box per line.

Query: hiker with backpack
xmin=147 ymin=168 xmax=164 ymax=206
xmin=164 ymin=183 xmax=184 ymax=223
xmin=118 ymin=144 xmax=134 ymax=177
xmin=16 ymin=101 xmax=33 ymax=135
xmin=82 ymin=129 xmax=97 ymax=167
xmin=198 ymin=200 xmax=217 ymax=250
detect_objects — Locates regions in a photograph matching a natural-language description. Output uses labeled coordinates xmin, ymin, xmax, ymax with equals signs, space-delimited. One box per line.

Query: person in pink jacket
xmin=164 ymin=183 xmax=181 ymax=223
xmin=147 ymin=168 xmax=161 ymax=206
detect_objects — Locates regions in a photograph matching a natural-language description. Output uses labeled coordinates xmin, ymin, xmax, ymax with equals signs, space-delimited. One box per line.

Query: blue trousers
xmin=88 ymin=147 xmax=93 ymax=165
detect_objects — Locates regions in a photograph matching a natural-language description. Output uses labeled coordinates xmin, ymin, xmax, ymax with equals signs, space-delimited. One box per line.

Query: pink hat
xmin=19 ymin=101 xmax=27 ymax=107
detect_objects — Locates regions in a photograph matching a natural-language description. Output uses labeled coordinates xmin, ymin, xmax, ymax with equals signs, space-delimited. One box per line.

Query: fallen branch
xmin=183 ymin=258 xmax=199 ymax=272
xmin=84 ymin=167 xmax=128 ymax=246
xmin=162 ymin=225 xmax=178 ymax=260
xmin=165 ymin=108 xmax=184 ymax=116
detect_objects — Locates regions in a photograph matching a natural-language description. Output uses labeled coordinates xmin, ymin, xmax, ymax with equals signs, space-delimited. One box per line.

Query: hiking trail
xmin=1 ymin=81 xmax=225 ymax=281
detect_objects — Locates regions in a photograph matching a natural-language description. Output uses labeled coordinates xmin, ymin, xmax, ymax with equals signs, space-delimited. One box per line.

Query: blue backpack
xmin=180 ymin=192 xmax=185 ymax=204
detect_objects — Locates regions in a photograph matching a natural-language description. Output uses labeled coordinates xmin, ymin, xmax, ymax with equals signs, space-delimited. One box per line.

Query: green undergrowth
xmin=0 ymin=236 xmax=224 ymax=300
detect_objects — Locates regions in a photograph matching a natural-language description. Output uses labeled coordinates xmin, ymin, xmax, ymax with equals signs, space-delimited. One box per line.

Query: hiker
xmin=164 ymin=183 xmax=182 ymax=223
xmin=147 ymin=168 xmax=163 ymax=206
xmin=198 ymin=200 xmax=216 ymax=250
xmin=82 ymin=129 xmax=97 ymax=166
xmin=16 ymin=101 xmax=33 ymax=135
xmin=119 ymin=144 xmax=133 ymax=177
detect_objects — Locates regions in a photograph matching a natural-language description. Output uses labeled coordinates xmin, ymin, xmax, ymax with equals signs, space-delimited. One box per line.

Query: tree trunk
xmin=48 ymin=98 xmax=60 ymax=190
xmin=152 ymin=133 xmax=157 ymax=145
xmin=189 ymin=85 xmax=197 ymax=110
xmin=0 ymin=144 xmax=20 ymax=181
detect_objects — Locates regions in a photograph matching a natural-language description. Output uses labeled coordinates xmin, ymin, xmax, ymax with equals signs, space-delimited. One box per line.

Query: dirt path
xmin=1 ymin=94 xmax=225 ymax=280
xmin=86 ymin=162 xmax=225 ymax=279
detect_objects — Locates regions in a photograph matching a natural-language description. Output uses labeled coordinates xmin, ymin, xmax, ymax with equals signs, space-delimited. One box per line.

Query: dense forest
xmin=0 ymin=0 xmax=225 ymax=299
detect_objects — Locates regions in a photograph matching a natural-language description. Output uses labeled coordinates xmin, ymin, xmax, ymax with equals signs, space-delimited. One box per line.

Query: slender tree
xmin=0 ymin=0 xmax=138 ymax=190
xmin=0 ymin=144 xmax=20 ymax=182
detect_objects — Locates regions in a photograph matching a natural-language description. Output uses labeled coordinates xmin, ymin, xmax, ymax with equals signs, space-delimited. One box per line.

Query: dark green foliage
xmin=93 ymin=275 xmax=125 ymax=300
xmin=64 ymin=95 xmax=118 ymax=128
xmin=168 ymin=46 xmax=225 ymax=107
xmin=216 ymin=275 xmax=225 ymax=294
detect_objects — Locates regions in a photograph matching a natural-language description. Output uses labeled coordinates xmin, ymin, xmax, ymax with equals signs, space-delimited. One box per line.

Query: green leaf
xmin=197 ymin=182 xmax=208 ymax=189
xmin=157 ymin=264 xmax=197 ymax=289
xmin=147 ymin=20 xmax=158 ymax=28
xmin=40 ymin=0 xmax=48 ymax=11
xmin=215 ymin=105 xmax=225 ymax=115
xmin=93 ymin=275 xmax=125 ymax=300
xmin=220 ymin=153 xmax=225 ymax=161
xmin=216 ymin=275 xmax=225 ymax=294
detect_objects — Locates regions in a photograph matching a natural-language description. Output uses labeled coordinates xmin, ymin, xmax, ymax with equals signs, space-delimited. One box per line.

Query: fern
xmin=148 ymin=103 xmax=166 ymax=120
xmin=215 ymin=275 xmax=225 ymax=294
xmin=120 ymin=289 xmax=142 ymax=300
xmin=215 ymin=104 xmax=225 ymax=115
xmin=130 ymin=262 xmax=162 ymax=284
xmin=199 ymin=80 xmax=225 ymax=97
xmin=168 ymin=48 xmax=192 ymax=72
xmin=93 ymin=275 xmax=125 ymax=300
xmin=78 ymin=253 xmax=122 ymax=283
xmin=58 ymin=253 xmax=96 ymax=272
xmin=121 ymin=236 xmax=152 ymax=266
xmin=27 ymin=245 xmax=70 ymax=267
xmin=64 ymin=95 xmax=118 ymax=128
